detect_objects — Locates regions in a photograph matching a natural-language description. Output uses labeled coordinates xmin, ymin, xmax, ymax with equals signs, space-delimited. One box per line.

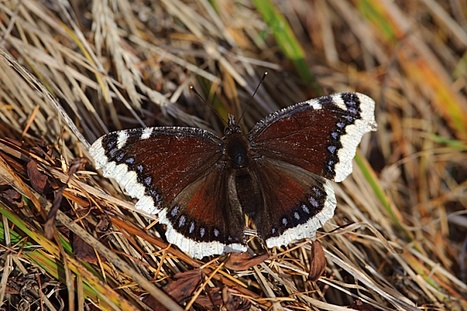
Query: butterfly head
xmin=224 ymin=114 xmax=242 ymax=136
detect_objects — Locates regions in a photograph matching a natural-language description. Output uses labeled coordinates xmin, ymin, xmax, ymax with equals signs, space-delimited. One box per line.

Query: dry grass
xmin=0 ymin=0 xmax=466 ymax=310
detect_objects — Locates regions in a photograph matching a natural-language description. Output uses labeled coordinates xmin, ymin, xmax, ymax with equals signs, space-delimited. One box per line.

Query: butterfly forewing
xmin=91 ymin=127 xmax=221 ymax=210
xmin=249 ymin=93 xmax=377 ymax=182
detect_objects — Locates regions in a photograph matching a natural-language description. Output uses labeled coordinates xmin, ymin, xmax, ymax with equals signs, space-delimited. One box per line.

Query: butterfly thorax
xmin=222 ymin=115 xmax=249 ymax=169
xmin=224 ymin=136 xmax=249 ymax=169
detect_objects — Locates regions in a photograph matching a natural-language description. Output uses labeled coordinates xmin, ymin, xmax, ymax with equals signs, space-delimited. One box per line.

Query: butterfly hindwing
xmin=247 ymin=158 xmax=336 ymax=248
xmin=160 ymin=165 xmax=246 ymax=258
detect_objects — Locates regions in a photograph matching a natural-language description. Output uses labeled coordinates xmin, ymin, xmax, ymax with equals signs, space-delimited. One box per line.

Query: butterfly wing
xmin=250 ymin=158 xmax=336 ymax=248
xmin=90 ymin=127 xmax=246 ymax=258
xmin=249 ymin=92 xmax=377 ymax=182
xmin=247 ymin=92 xmax=376 ymax=247
xmin=159 ymin=164 xmax=246 ymax=258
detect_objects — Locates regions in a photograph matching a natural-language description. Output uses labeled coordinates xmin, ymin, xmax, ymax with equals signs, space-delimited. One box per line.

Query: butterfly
xmin=89 ymin=92 xmax=377 ymax=258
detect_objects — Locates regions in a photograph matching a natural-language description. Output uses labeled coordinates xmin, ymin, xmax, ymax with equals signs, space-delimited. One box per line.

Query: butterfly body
xmin=90 ymin=92 xmax=377 ymax=258
xmin=223 ymin=117 xmax=250 ymax=169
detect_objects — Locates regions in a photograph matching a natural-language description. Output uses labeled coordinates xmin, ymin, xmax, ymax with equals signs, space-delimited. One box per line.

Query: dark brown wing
xmin=159 ymin=163 xmax=246 ymax=258
xmin=90 ymin=126 xmax=246 ymax=258
xmin=249 ymin=158 xmax=336 ymax=247
xmin=249 ymin=93 xmax=377 ymax=182
xmin=246 ymin=93 xmax=376 ymax=247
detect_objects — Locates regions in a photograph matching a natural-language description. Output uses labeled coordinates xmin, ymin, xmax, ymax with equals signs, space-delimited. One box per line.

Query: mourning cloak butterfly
xmin=90 ymin=92 xmax=377 ymax=258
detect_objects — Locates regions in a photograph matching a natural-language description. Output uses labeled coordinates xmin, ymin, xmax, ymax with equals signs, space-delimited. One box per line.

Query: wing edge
xmin=264 ymin=179 xmax=336 ymax=249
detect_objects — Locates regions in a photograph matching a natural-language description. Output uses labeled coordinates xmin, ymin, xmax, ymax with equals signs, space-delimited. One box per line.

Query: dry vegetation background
xmin=0 ymin=0 xmax=466 ymax=310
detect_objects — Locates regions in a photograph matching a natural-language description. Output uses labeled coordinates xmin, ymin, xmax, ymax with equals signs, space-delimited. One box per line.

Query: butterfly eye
xmin=224 ymin=115 xmax=242 ymax=136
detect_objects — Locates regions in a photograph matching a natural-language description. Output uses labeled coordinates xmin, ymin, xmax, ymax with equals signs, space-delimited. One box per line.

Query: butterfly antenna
xmin=189 ymin=85 xmax=204 ymax=102
xmin=238 ymin=72 xmax=268 ymax=124
xmin=190 ymin=85 xmax=226 ymax=124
